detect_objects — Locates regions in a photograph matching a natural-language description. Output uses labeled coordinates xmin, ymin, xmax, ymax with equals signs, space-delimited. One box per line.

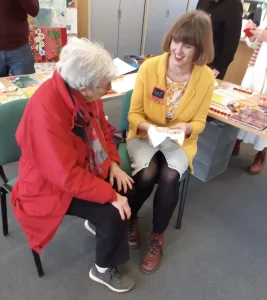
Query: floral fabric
xmin=165 ymin=76 xmax=188 ymax=123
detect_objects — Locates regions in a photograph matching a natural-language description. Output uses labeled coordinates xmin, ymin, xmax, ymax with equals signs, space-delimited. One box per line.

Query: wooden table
xmin=1 ymin=72 xmax=267 ymax=139
xmin=209 ymin=80 xmax=267 ymax=139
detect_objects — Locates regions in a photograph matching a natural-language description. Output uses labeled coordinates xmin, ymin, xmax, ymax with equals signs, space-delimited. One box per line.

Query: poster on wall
xmin=66 ymin=8 xmax=78 ymax=34
xmin=29 ymin=0 xmax=77 ymax=71
xmin=35 ymin=0 xmax=77 ymax=29
xmin=39 ymin=0 xmax=66 ymax=10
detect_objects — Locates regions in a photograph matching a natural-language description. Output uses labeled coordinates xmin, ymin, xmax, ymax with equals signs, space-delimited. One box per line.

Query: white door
xmin=118 ymin=0 xmax=146 ymax=58
xmin=90 ymin=0 xmax=120 ymax=57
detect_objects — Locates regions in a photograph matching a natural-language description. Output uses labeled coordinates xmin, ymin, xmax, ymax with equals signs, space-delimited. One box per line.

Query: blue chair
xmin=117 ymin=90 xmax=190 ymax=229
xmin=0 ymin=98 xmax=44 ymax=277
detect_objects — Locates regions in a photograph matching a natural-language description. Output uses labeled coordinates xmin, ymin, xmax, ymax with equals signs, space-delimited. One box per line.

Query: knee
xmin=103 ymin=206 xmax=128 ymax=236
xmin=159 ymin=168 xmax=180 ymax=184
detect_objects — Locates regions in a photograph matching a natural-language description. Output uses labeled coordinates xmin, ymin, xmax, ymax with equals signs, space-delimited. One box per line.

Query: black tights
xmin=130 ymin=151 xmax=180 ymax=233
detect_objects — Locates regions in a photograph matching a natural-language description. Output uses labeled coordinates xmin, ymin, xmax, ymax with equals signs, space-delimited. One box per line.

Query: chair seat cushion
xmin=180 ymin=170 xmax=188 ymax=182
xmin=7 ymin=177 xmax=18 ymax=188
xmin=118 ymin=143 xmax=132 ymax=176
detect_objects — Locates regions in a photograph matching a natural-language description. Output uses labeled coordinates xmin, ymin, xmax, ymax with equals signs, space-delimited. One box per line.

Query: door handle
xmin=118 ymin=8 xmax=122 ymax=21
xmin=166 ymin=10 xmax=170 ymax=18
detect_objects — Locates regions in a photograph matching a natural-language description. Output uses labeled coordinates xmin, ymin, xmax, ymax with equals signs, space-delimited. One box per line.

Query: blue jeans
xmin=0 ymin=43 xmax=35 ymax=77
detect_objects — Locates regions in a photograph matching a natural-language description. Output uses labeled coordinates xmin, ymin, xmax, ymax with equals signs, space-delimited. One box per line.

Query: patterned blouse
xmin=165 ymin=76 xmax=188 ymax=123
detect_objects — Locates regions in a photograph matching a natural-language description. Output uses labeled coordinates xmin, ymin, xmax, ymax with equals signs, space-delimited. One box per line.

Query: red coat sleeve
xmin=17 ymin=100 xmax=117 ymax=204
xmin=97 ymin=100 xmax=121 ymax=165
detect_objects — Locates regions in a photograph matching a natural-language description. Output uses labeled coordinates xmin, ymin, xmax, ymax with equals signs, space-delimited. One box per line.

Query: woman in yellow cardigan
xmin=127 ymin=11 xmax=215 ymax=274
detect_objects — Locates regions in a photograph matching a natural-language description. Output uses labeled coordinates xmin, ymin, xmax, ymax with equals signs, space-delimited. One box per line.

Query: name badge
xmin=151 ymin=87 xmax=165 ymax=104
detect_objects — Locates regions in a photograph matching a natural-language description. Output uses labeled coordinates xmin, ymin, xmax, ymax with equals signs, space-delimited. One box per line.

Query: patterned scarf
xmin=66 ymin=83 xmax=108 ymax=179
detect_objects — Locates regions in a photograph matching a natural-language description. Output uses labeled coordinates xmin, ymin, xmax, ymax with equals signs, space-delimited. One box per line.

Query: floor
xmin=0 ymin=143 xmax=267 ymax=300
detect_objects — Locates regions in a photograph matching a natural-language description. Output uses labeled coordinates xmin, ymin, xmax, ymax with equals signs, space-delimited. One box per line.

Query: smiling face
xmin=169 ymin=39 xmax=196 ymax=69
xmin=162 ymin=11 xmax=214 ymax=67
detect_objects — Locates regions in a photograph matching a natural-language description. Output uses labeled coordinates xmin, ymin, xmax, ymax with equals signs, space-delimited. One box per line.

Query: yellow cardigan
xmin=127 ymin=52 xmax=215 ymax=173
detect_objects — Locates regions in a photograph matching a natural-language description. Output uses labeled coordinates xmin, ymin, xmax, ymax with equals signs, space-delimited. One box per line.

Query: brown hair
xmin=162 ymin=10 xmax=214 ymax=66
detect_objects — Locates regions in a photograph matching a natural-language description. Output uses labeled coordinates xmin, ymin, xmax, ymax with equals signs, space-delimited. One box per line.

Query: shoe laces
xmin=108 ymin=267 xmax=121 ymax=280
xmin=147 ymin=235 xmax=161 ymax=255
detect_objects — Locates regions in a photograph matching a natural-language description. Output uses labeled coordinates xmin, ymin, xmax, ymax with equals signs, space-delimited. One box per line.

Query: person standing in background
xmin=196 ymin=0 xmax=243 ymax=79
xmin=0 ymin=0 xmax=39 ymax=77
xmin=233 ymin=4 xmax=267 ymax=175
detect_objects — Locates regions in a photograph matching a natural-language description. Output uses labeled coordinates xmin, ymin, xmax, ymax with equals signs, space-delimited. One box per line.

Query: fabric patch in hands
xmin=148 ymin=125 xmax=185 ymax=147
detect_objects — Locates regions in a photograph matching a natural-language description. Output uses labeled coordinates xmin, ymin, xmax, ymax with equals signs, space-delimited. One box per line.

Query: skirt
xmin=126 ymin=137 xmax=189 ymax=179
xmin=236 ymin=66 xmax=267 ymax=151
xmin=237 ymin=130 xmax=267 ymax=151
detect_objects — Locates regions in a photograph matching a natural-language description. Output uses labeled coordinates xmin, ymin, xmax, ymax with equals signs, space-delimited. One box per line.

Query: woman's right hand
xmin=245 ymin=19 xmax=256 ymax=30
xmin=112 ymin=193 xmax=131 ymax=221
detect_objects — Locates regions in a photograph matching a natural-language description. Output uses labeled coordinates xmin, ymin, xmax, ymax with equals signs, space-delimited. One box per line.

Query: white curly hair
xmin=57 ymin=37 xmax=116 ymax=90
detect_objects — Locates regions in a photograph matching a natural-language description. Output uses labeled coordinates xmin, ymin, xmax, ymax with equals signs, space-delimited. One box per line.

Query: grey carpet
xmin=0 ymin=143 xmax=267 ymax=300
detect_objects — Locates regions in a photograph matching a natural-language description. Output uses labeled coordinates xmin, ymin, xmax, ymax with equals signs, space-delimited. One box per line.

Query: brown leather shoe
xmin=249 ymin=151 xmax=266 ymax=175
xmin=128 ymin=218 xmax=141 ymax=249
xmin=232 ymin=140 xmax=241 ymax=156
xmin=140 ymin=232 xmax=164 ymax=274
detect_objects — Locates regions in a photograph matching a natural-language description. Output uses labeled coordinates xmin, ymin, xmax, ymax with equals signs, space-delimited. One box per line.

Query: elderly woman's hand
xmin=109 ymin=162 xmax=134 ymax=194
xmin=112 ymin=193 xmax=131 ymax=220
xmin=169 ymin=122 xmax=193 ymax=137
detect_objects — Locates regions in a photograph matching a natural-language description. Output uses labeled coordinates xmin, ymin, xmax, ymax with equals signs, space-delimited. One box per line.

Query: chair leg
xmin=176 ymin=174 xmax=190 ymax=230
xmin=0 ymin=187 xmax=8 ymax=236
xmin=32 ymin=250 xmax=45 ymax=277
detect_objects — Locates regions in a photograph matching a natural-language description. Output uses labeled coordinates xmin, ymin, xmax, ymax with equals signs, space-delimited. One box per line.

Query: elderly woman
xmin=11 ymin=38 xmax=135 ymax=293
xmin=127 ymin=11 xmax=214 ymax=274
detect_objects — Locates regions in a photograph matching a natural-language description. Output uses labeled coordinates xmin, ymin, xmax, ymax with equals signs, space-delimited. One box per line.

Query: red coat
xmin=11 ymin=71 xmax=121 ymax=253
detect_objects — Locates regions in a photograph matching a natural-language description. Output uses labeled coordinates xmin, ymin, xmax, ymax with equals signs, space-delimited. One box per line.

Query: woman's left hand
xmin=250 ymin=28 xmax=267 ymax=42
xmin=109 ymin=162 xmax=134 ymax=194
xmin=169 ymin=122 xmax=193 ymax=136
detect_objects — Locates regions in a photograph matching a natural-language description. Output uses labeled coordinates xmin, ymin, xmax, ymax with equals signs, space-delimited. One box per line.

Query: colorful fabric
xmin=165 ymin=76 xmax=188 ymax=123
xmin=248 ymin=28 xmax=267 ymax=68
xmin=29 ymin=27 xmax=67 ymax=63
xmin=71 ymin=97 xmax=109 ymax=178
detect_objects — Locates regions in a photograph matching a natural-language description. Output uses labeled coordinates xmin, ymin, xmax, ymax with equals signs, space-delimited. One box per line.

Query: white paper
xmin=51 ymin=9 xmax=67 ymax=28
xmin=66 ymin=8 xmax=78 ymax=34
xmin=148 ymin=126 xmax=185 ymax=148
xmin=111 ymin=73 xmax=137 ymax=94
xmin=113 ymin=58 xmax=137 ymax=77
xmin=40 ymin=0 xmax=66 ymax=10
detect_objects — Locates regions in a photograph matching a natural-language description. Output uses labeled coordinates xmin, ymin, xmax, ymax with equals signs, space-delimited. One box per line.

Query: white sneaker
xmin=84 ymin=220 xmax=96 ymax=235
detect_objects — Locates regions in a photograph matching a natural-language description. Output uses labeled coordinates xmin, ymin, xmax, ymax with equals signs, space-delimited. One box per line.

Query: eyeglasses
xmin=96 ymin=82 xmax=112 ymax=94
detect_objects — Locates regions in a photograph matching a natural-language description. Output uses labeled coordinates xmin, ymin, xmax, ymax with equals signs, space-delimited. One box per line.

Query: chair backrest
xmin=120 ymin=90 xmax=133 ymax=132
xmin=0 ymin=99 xmax=28 ymax=166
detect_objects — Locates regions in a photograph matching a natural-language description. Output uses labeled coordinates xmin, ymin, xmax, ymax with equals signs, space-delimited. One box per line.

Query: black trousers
xmin=66 ymin=181 xmax=135 ymax=268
